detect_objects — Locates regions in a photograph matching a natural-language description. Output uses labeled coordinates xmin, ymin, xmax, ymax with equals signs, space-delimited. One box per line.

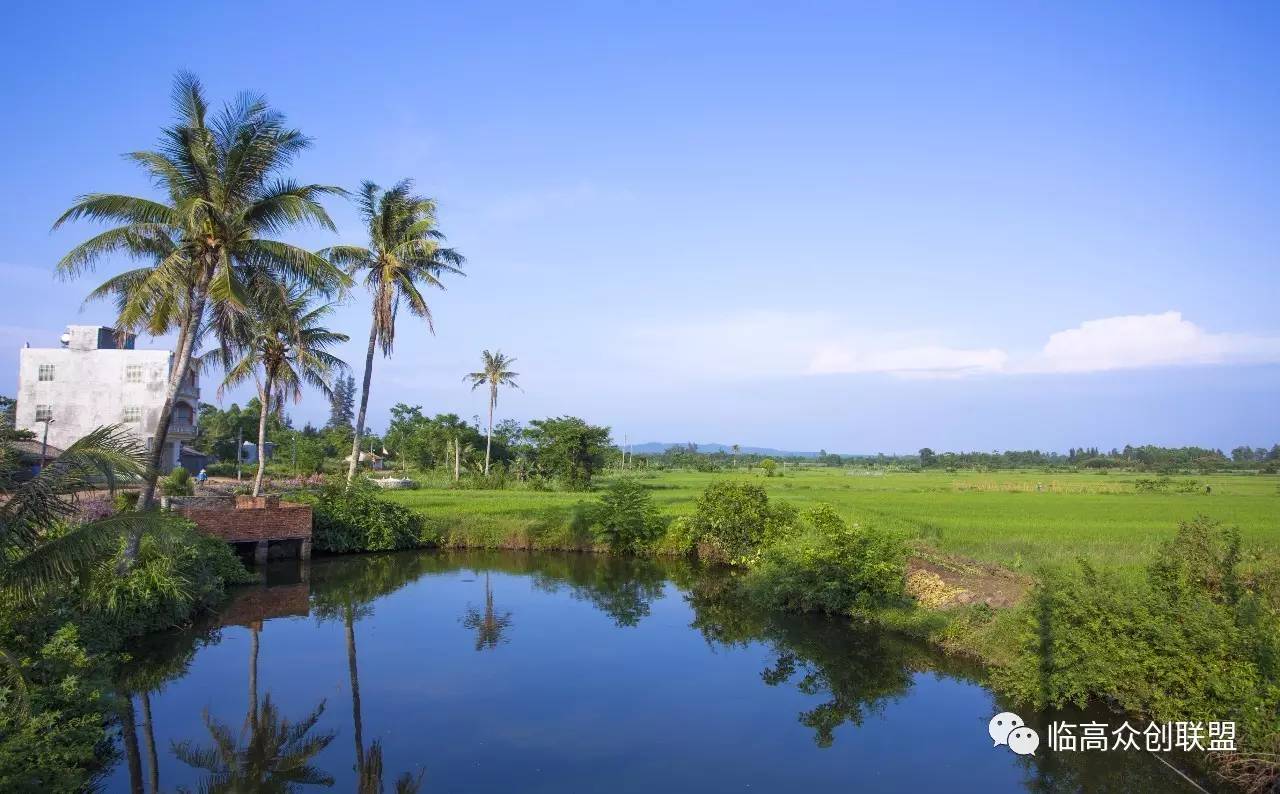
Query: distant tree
xmin=918 ymin=448 xmax=936 ymax=468
xmin=322 ymin=180 xmax=465 ymax=484
xmin=731 ymin=444 xmax=740 ymax=467
xmin=758 ymin=458 xmax=778 ymax=477
xmin=327 ymin=375 xmax=356 ymax=430
xmin=525 ymin=416 xmax=611 ymax=490
xmin=0 ymin=396 xmax=34 ymax=443
xmin=464 ymin=350 xmax=521 ymax=476
xmin=1231 ymin=445 xmax=1258 ymax=464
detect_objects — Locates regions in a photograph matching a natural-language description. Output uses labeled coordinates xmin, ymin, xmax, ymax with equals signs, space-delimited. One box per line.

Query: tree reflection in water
xmin=680 ymin=567 xmax=919 ymax=748
xmin=171 ymin=694 xmax=334 ymax=792
xmin=462 ymin=571 xmax=513 ymax=650
xmin=114 ymin=552 xmax=1190 ymax=793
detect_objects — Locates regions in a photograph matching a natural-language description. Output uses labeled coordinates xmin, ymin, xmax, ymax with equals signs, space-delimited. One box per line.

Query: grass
xmin=382 ymin=467 xmax=1280 ymax=575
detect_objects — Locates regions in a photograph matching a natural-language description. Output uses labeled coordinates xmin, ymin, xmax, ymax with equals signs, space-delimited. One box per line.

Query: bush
xmin=745 ymin=504 xmax=909 ymax=613
xmin=86 ymin=516 xmax=254 ymax=634
xmin=687 ymin=481 xmax=795 ymax=563
xmin=204 ymin=462 xmax=238 ymax=477
xmin=992 ymin=517 xmax=1280 ymax=745
xmin=758 ymin=458 xmax=778 ymax=477
xmin=655 ymin=516 xmax=700 ymax=556
xmin=590 ymin=479 xmax=662 ymax=553
xmin=0 ymin=515 xmax=251 ymax=790
xmin=159 ymin=467 xmax=193 ymax=496
xmin=300 ymin=478 xmax=427 ymax=553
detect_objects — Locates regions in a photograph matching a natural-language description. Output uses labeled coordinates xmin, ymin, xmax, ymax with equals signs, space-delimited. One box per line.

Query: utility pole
xmin=39 ymin=417 xmax=54 ymax=472
xmin=454 ymin=435 xmax=460 ymax=482
xmin=236 ymin=427 xmax=243 ymax=482
xmin=292 ymin=433 xmax=298 ymax=475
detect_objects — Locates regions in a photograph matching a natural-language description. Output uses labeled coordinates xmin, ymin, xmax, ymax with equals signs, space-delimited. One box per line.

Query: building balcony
xmin=176 ymin=380 xmax=199 ymax=399
xmin=167 ymin=421 xmax=197 ymax=438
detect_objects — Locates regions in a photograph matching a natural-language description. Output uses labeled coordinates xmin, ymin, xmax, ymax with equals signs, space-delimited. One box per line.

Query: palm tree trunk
xmin=121 ymin=694 xmax=145 ymax=794
xmin=345 ymin=608 xmax=365 ymax=774
xmin=347 ymin=318 xmax=378 ymax=484
xmin=137 ymin=281 xmax=208 ymax=512
xmin=252 ymin=383 xmax=271 ymax=497
xmin=484 ymin=392 xmax=494 ymax=476
xmin=140 ymin=691 xmax=159 ymax=794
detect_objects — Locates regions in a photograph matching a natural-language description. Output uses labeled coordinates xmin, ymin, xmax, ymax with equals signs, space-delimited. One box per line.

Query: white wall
xmin=15 ymin=346 xmax=196 ymax=464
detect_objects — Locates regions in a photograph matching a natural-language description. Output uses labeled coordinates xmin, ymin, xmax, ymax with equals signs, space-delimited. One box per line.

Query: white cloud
xmin=1023 ymin=311 xmax=1280 ymax=373
xmin=809 ymin=344 xmax=1007 ymax=378
xmin=623 ymin=310 xmax=1280 ymax=383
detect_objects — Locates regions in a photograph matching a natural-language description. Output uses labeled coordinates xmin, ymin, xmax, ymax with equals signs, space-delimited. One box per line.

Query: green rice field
xmin=382 ymin=467 xmax=1280 ymax=575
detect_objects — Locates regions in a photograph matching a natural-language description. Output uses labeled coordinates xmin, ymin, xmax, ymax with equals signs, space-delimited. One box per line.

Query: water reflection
xmin=461 ymin=572 xmax=513 ymax=650
xmin=109 ymin=551 xmax=1205 ymax=793
xmin=171 ymin=694 xmax=334 ymax=791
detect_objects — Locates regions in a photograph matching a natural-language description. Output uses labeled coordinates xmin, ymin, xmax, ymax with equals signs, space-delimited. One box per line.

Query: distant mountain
xmin=625 ymin=441 xmax=820 ymax=458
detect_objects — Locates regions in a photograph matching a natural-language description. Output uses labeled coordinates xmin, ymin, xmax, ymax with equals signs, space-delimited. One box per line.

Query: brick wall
xmin=175 ymin=496 xmax=312 ymax=543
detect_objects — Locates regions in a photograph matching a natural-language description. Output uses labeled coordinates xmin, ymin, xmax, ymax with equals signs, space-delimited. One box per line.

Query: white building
xmin=15 ymin=325 xmax=200 ymax=472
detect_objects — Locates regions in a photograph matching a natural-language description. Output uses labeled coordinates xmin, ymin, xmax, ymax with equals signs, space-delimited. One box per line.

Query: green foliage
xmin=160 ymin=466 xmax=194 ymax=496
xmin=687 ymin=481 xmax=795 ymax=563
xmin=385 ymin=406 xmax=490 ymax=472
xmin=301 ymin=479 xmax=427 ymax=553
xmin=0 ymin=516 xmax=249 ymax=791
xmin=524 ymin=416 xmax=612 ymax=490
xmin=993 ymin=517 xmax=1280 ymax=744
xmin=590 ymin=479 xmax=662 ymax=553
xmin=746 ymin=505 xmax=909 ymax=613
xmin=0 ymin=624 xmax=105 ymax=792
xmin=758 ymin=458 xmax=778 ymax=477
xmin=655 ymin=516 xmax=701 ymax=556
xmin=86 ymin=517 xmax=253 ymax=634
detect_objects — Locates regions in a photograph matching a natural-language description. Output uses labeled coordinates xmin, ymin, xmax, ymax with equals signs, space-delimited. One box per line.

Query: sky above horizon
xmin=2 ymin=2 xmax=1278 ymax=454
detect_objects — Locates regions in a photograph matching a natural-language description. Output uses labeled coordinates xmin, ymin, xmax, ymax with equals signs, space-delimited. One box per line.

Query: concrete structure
xmin=15 ymin=325 xmax=200 ymax=472
xmin=239 ymin=440 xmax=276 ymax=464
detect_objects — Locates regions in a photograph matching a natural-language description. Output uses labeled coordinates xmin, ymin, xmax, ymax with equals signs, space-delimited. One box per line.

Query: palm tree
xmin=0 ymin=426 xmax=166 ymax=714
xmin=322 ymin=180 xmax=464 ymax=484
xmin=53 ymin=72 xmax=347 ymax=533
xmin=219 ymin=285 xmax=348 ymax=496
xmin=731 ymin=444 xmax=740 ymax=467
xmin=0 ymin=426 xmax=165 ymax=600
xmin=464 ymin=351 xmax=520 ymax=477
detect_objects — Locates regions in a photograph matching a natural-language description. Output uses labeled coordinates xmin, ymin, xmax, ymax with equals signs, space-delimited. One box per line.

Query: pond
xmin=105 ymin=550 xmax=1209 ymax=792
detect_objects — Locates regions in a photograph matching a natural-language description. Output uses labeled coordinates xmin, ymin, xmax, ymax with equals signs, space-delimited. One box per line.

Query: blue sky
xmin=1 ymin=1 xmax=1277 ymax=453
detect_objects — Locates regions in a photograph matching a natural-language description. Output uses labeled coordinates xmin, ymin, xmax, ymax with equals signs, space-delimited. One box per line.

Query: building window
xmin=38 ymin=364 xmax=55 ymax=382
xmin=35 ymin=405 xmax=53 ymax=422
xmin=173 ymin=403 xmax=193 ymax=424
xmin=125 ymin=365 xmax=143 ymax=383
xmin=122 ymin=406 xmax=142 ymax=423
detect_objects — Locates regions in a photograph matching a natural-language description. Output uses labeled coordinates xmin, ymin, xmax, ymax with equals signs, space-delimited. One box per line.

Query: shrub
xmin=655 ymin=516 xmax=700 ymax=556
xmin=86 ymin=516 xmax=254 ymax=634
xmin=745 ymin=505 xmax=909 ymax=613
xmin=992 ymin=517 xmax=1280 ymax=745
xmin=687 ymin=481 xmax=795 ymax=563
xmin=590 ymin=479 xmax=662 ymax=553
xmin=204 ymin=462 xmax=238 ymax=477
xmin=299 ymin=478 xmax=426 ymax=553
xmin=758 ymin=458 xmax=778 ymax=477
xmin=159 ymin=467 xmax=193 ymax=496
